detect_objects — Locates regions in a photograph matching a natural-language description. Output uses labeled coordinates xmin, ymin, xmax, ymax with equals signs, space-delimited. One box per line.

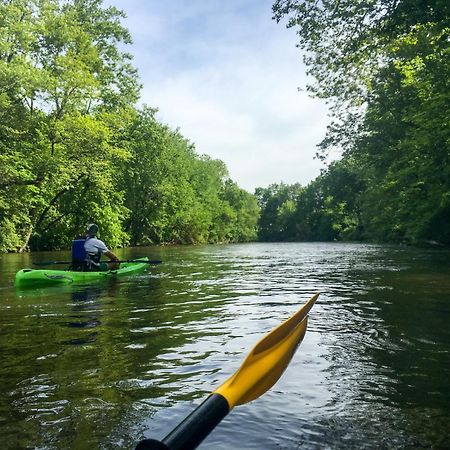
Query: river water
xmin=0 ymin=243 xmax=449 ymax=449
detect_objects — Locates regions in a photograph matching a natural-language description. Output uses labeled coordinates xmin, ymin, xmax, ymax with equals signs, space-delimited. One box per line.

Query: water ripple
xmin=1 ymin=243 xmax=450 ymax=449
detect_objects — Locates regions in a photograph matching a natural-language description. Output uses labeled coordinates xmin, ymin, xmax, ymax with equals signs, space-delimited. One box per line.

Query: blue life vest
xmin=71 ymin=238 xmax=88 ymax=271
xmin=71 ymin=237 xmax=101 ymax=271
xmin=72 ymin=239 xmax=86 ymax=262
xmin=72 ymin=239 xmax=86 ymax=263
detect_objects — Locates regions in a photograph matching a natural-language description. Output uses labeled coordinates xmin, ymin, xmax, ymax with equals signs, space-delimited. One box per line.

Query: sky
xmin=106 ymin=0 xmax=330 ymax=192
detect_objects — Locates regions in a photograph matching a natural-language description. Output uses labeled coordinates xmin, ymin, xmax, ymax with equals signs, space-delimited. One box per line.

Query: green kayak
xmin=15 ymin=257 xmax=150 ymax=287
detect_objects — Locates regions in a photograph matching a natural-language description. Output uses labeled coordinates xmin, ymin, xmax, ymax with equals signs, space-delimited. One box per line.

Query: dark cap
xmin=86 ymin=223 xmax=99 ymax=235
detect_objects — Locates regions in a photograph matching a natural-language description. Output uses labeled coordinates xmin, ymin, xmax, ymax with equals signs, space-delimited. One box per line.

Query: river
xmin=0 ymin=242 xmax=449 ymax=449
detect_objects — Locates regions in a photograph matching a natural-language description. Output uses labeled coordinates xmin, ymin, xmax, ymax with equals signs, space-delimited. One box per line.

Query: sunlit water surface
xmin=0 ymin=243 xmax=449 ymax=449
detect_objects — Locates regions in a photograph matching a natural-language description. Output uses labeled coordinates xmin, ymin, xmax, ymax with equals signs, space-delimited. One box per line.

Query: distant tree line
xmin=264 ymin=0 xmax=450 ymax=246
xmin=0 ymin=0 xmax=259 ymax=252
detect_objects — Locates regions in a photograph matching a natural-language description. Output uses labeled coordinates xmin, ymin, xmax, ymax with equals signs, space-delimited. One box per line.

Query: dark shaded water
xmin=0 ymin=243 xmax=449 ymax=449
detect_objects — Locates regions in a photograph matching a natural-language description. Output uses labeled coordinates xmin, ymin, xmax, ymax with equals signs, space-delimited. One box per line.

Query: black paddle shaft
xmin=33 ymin=259 xmax=162 ymax=266
xmin=136 ymin=393 xmax=229 ymax=450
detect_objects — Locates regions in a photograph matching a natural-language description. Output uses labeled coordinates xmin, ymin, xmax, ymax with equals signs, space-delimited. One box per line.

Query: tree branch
xmin=34 ymin=173 xmax=87 ymax=230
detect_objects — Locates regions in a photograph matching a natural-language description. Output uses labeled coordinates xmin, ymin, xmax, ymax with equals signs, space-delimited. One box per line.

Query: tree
xmin=273 ymin=0 xmax=449 ymax=158
xmin=272 ymin=0 xmax=449 ymax=245
xmin=120 ymin=108 xmax=260 ymax=246
xmin=0 ymin=0 xmax=139 ymax=251
xmin=356 ymin=24 xmax=450 ymax=244
xmin=255 ymin=183 xmax=303 ymax=241
xmin=218 ymin=179 xmax=259 ymax=242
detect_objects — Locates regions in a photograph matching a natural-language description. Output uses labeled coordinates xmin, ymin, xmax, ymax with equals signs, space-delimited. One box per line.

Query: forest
xmin=0 ymin=0 xmax=448 ymax=252
xmin=0 ymin=0 xmax=259 ymax=252
xmin=260 ymin=0 xmax=449 ymax=246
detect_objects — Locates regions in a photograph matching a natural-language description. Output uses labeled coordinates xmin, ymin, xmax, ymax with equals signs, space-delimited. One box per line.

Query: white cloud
xmin=106 ymin=0 xmax=330 ymax=192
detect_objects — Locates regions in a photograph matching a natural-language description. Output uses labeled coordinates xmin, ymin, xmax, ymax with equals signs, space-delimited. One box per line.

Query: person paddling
xmin=84 ymin=223 xmax=120 ymax=271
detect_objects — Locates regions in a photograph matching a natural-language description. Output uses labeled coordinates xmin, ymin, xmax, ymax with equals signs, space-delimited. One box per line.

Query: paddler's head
xmin=86 ymin=223 xmax=99 ymax=237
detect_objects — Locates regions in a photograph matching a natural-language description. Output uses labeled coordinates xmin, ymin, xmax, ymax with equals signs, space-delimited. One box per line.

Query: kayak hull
xmin=15 ymin=257 xmax=149 ymax=287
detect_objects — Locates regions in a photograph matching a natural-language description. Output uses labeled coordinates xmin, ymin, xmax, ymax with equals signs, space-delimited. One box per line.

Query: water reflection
xmin=57 ymin=287 xmax=102 ymax=345
xmin=0 ymin=244 xmax=449 ymax=449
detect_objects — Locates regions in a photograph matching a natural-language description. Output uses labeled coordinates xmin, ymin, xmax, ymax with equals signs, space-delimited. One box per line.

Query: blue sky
xmin=107 ymin=0 xmax=329 ymax=192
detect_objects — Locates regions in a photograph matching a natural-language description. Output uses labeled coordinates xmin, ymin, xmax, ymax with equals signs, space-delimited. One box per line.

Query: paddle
xmin=135 ymin=292 xmax=319 ymax=450
xmin=33 ymin=259 xmax=162 ymax=266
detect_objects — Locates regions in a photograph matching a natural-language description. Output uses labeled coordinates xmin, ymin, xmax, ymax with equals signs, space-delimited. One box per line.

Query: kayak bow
xmin=136 ymin=292 xmax=319 ymax=450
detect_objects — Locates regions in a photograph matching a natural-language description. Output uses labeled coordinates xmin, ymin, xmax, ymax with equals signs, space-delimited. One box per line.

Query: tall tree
xmin=272 ymin=0 xmax=449 ymax=245
xmin=273 ymin=0 xmax=449 ymax=158
xmin=356 ymin=24 xmax=450 ymax=244
xmin=120 ymin=108 xmax=260 ymax=246
xmin=255 ymin=183 xmax=303 ymax=241
xmin=0 ymin=0 xmax=139 ymax=251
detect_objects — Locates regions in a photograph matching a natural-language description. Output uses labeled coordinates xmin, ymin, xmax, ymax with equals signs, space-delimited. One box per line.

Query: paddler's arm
xmin=105 ymin=250 xmax=120 ymax=269
xmin=105 ymin=250 xmax=119 ymax=261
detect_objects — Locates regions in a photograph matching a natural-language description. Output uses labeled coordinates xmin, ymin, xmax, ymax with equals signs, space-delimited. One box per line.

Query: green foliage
xmin=255 ymin=162 xmax=365 ymax=243
xmin=0 ymin=0 xmax=139 ymax=251
xmin=0 ymin=1 xmax=259 ymax=252
xmin=273 ymin=0 xmax=449 ymax=174
xmin=255 ymin=183 xmax=303 ymax=241
xmin=220 ymin=179 xmax=259 ymax=242
xmin=120 ymin=108 xmax=259 ymax=245
xmin=270 ymin=0 xmax=449 ymax=246
xmin=356 ymin=24 xmax=450 ymax=244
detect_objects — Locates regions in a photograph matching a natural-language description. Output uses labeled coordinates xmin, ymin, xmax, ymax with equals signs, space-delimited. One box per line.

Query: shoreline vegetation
xmin=1 ymin=1 xmax=448 ymax=253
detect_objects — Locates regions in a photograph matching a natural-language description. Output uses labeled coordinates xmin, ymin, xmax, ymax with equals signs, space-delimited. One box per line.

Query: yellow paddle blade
xmin=214 ymin=292 xmax=319 ymax=408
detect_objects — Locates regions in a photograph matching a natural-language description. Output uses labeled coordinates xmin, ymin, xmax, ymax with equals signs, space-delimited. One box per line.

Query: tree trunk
xmin=18 ymin=225 xmax=33 ymax=253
